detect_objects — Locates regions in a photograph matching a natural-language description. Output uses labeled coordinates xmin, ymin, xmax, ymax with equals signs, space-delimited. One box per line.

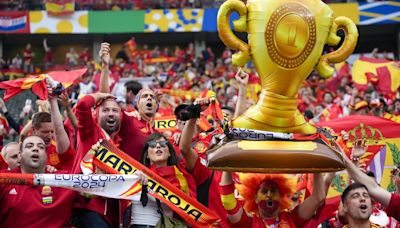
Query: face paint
xmin=255 ymin=180 xmax=281 ymax=218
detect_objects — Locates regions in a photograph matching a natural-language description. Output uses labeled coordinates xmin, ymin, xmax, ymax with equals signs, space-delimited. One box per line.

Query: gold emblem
xmin=194 ymin=141 xmax=207 ymax=154
xmin=266 ymin=3 xmax=316 ymax=68
xmin=41 ymin=186 xmax=53 ymax=196
xmin=49 ymin=153 xmax=60 ymax=165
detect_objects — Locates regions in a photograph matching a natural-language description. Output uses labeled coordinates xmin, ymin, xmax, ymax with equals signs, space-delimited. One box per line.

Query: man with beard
xmin=0 ymin=136 xmax=77 ymax=227
xmin=341 ymin=183 xmax=382 ymax=228
xmin=219 ymin=172 xmax=327 ymax=227
xmin=97 ymin=42 xmax=157 ymax=161
xmin=72 ymin=92 xmax=122 ymax=227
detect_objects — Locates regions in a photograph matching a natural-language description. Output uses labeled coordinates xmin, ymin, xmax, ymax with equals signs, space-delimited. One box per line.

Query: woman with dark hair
xmin=129 ymin=132 xmax=196 ymax=227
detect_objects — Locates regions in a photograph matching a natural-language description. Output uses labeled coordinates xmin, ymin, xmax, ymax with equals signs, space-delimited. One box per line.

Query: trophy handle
xmin=316 ymin=16 xmax=358 ymax=78
xmin=217 ymin=0 xmax=251 ymax=67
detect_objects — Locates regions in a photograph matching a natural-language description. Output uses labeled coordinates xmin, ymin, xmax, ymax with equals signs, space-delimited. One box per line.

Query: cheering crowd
xmin=0 ymin=40 xmax=399 ymax=228
xmin=0 ymin=0 xmax=378 ymax=11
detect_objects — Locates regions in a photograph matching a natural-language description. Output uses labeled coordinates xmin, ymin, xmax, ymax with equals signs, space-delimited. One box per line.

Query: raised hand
xmin=99 ymin=42 xmax=110 ymax=66
xmin=235 ymin=68 xmax=249 ymax=87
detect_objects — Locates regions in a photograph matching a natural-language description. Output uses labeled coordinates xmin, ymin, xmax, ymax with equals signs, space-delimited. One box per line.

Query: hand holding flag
xmin=0 ymin=68 xmax=86 ymax=101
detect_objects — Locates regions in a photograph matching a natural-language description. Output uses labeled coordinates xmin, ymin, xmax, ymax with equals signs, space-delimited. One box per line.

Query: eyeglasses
xmin=148 ymin=140 xmax=168 ymax=148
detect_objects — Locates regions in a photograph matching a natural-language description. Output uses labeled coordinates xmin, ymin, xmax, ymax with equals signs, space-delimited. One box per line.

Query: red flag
xmin=316 ymin=115 xmax=400 ymax=166
xmin=352 ymin=57 xmax=400 ymax=94
xmin=296 ymin=174 xmax=313 ymax=198
xmin=0 ymin=68 xmax=86 ymax=101
xmin=45 ymin=0 xmax=75 ymax=16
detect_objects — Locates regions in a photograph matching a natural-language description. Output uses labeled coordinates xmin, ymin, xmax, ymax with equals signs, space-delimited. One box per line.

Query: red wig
xmin=236 ymin=173 xmax=297 ymax=215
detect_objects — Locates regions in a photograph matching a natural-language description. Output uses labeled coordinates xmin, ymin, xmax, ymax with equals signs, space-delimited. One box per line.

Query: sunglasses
xmin=148 ymin=140 xmax=168 ymax=148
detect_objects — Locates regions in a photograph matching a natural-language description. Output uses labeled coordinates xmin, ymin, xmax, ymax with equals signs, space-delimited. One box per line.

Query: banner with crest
xmin=316 ymin=115 xmax=400 ymax=197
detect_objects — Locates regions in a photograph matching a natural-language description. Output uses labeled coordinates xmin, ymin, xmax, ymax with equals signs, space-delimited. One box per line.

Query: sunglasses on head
xmin=148 ymin=140 xmax=168 ymax=148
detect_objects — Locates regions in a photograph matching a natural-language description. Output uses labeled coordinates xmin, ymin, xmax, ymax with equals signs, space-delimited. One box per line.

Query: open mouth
xmin=266 ymin=200 xmax=274 ymax=208
xmin=360 ymin=204 xmax=368 ymax=212
xmin=146 ymin=102 xmax=153 ymax=110
xmin=155 ymin=150 xmax=163 ymax=156
xmin=31 ymin=154 xmax=39 ymax=162
xmin=106 ymin=119 xmax=116 ymax=127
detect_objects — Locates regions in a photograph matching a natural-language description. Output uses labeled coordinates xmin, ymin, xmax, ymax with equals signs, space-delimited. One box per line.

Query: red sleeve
xmin=229 ymin=211 xmax=252 ymax=228
xmin=190 ymin=156 xmax=211 ymax=185
xmin=303 ymin=196 xmax=341 ymax=228
xmin=75 ymin=95 xmax=96 ymax=137
xmin=290 ymin=205 xmax=308 ymax=228
xmin=58 ymin=145 xmax=75 ymax=172
xmin=386 ymin=193 xmax=400 ymax=221
xmin=120 ymin=111 xmax=135 ymax=134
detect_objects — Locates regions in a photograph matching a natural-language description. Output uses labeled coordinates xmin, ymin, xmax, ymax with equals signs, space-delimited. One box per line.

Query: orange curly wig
xmin=236 ymin=173 xmax=297 ymax=215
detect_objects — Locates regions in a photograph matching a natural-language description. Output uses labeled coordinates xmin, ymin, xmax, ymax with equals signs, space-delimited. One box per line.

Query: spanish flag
xmin=352 ymin=57 xmax=400 ymax=94
xmin=1 ymin=68 xmax=24 ymax=80
xmin=0 ymin=68 xmax=86 ymax=101
xmin=46 ymin=0 xmax=75 ymax=16
xmin=317 ymin=115 xmax=400 ymax=197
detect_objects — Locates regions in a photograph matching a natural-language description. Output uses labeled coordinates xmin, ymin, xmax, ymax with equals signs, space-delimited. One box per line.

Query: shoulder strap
xmin=156 ymin=198 xmax=166 ymax=227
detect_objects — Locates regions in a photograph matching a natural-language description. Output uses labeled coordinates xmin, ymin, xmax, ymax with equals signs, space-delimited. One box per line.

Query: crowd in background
xmin=0 ymin=38 xmax=399 ymax=142
xmin=0 ymin=0 xmax=388 ymax=11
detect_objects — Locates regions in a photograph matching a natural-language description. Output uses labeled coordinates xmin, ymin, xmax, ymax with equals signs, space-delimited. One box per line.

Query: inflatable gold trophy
xmin=207 ymin=0 xmax=358 ymax=172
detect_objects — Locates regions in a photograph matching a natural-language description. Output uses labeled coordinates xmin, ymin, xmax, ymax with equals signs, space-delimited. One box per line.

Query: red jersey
xmin=157 ymin=105 xmax=173 ymax=117
xmin=23 ymin=49 xmax=33 ymax=63
xmin=304 ymin=196 xmax=341 ymax=228
xmin=46 ymin=143 xmax=75 ymax=172
xmin=44 ymin=50 xmax=54 ymax=64
xmin=0 ymin=115 xmax=10 ymax=149
xmin=387 ymin=193 xmax=400 ymax=222
xmin=0 ymin=168 xmax=78 ymax=228
xmin=118 ymin=112 xmax=157 ymax=161
xmin=74 ymin=95 xmax=121 ymax=224
xmin=230 ymin=206 xmax=306 ymax=228
xmin=191 ymin=157 xmax=228 ymax=227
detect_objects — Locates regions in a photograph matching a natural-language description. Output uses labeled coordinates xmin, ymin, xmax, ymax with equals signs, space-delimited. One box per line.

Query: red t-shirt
xmin=191 ymin=157 xmax=228 ymax=227
xmin=73 ymin=95 xmax=121 ymax=224
xmin=23 ymin=49 xmax=33 ymax=63
xmin=230 ymin=206 xmax=306 ymax=228
xmin=0 ymin=115 xmax=10 ymax=149
xmin=44 ymin=50 xmax=53 ymax=64
xmin=118 ymin=112 xmax=157 ymax=161
xmin=46 ymin=143 xmax=75 ymax=172
xmin=386 ymin=193 xmax=400 ymax=222
xmin=304 ymin=196 xmax=341 ymax=228
xmin=157 ymin=106 xmax=173 ymax=117
xmin=0 ymin=168 xmax=78 ymax=228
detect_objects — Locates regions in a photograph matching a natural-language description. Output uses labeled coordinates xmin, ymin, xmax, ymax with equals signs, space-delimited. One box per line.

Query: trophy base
xmin=206 ymin=140 xmax=346 ymax=173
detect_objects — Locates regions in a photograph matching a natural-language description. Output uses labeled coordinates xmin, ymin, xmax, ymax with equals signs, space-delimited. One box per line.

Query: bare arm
xmin=47 ymin=82 xmax=70 ymax=154
xmin=179 ymin=118 xmax=198 ymax=171
xmin=234 ymin=69 xmax=249 ymax=118
xmin=20 ymin=119 xmax=32 ymax=142
xmin=99 ymin=42 xmax=111 ymax=93
xmin=297 ymin=173 xmax=326 ymax=220
xmin=59 ymin=93 xmax=78 ymax=129
xmin=43 ymin=39 xmax=50 ymax=52
xmin=344 ymin=148 xmax=391 ymax=206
